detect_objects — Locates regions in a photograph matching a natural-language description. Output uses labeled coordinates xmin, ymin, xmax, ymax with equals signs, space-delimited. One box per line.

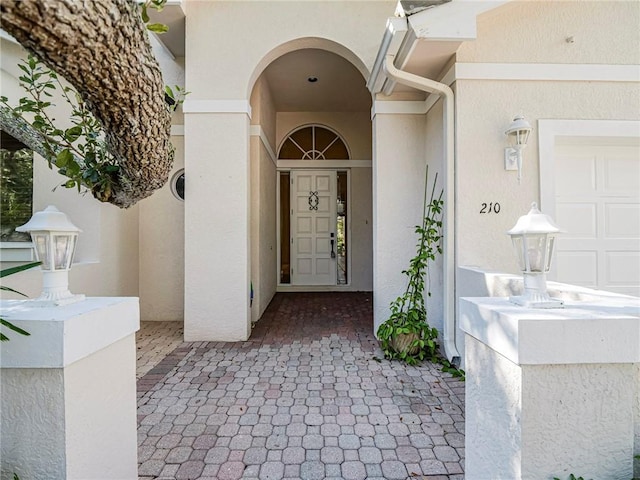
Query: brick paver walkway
xmin=137 ymin=292 xmax=465 ymax=480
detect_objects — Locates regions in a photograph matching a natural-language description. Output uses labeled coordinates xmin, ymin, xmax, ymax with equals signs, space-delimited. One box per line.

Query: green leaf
xmin=0 ymin=262 xmax=41 ymax=279
xmin=0 ymin=285 xmax=29 ymax=297
xmin=146 ymin=23 xmax=169 ymax=33
xmin=64 ymin=180 xmax=76 ymax=189
xmin=64 ymin=126 xmax=83 ymax=142
xmin=141 ymin=3 xmax=150 ymax=23
xmin=0 ymin=319 xmax=30 ymax=337
xmin=56 ymin=149 xmax=73 ymax=168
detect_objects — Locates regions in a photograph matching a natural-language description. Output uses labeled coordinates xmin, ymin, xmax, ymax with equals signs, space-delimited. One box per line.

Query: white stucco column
xmin=184 ymin=103 xmax=251 ymax=341
xmin=372 ymin=108 xmax=428 ymax=334
xmin=0 ymin=297 xmax=139 ymax=480
xmin=460 ymin=297 xmax=640 ymax=479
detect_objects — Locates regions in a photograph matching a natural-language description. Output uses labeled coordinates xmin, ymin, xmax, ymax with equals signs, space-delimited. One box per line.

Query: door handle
xmin=330 ymin=233 xmax=336 ymax=258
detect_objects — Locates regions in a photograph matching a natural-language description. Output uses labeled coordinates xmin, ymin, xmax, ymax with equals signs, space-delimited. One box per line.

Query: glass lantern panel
xmin=511 ymin=236 xmax=526 ymax=271
xmin=545 ymin=236 xmax=555 ymax=272
xmin=32 ymin=233 xmax=51 ymax=270
xmin=53 ymin=234 xmax=75 ymax=270
xmin=527 ymin=234 xmax=548 ymax=273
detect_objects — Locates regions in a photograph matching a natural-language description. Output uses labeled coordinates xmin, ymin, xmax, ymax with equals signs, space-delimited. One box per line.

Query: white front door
xmin=291 ymin=170 xmax=337 ymax=285
xmin=554 ymin=143 xmax=640 ymax=296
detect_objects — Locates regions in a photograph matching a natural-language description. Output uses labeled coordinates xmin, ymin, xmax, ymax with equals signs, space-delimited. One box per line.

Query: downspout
xmin=383 ymin=55 xmax=460 ymax=363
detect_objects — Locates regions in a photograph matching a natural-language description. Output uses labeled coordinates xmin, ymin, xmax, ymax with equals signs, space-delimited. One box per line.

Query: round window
xmin=171 ymin=169 xmax=185 ymax=201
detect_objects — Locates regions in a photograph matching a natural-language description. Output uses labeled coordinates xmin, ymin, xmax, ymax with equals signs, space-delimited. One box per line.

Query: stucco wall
xmin=423 ymin=99 xmax=446 ymax=338
xmin=249 ymin=136 xmax=278 ymax=324
xmin=372 ymin=112 xmax=429 ymax=331
xmin=185 ymin=1 xmax=395 ymax=100
xmin=64 ymin=335 xmax=138 ymax=479
xmin=249 ymin=76 xmax=278 ymax=323
xmin=184 ymin=112 xmax=252 ymax=341
xmin=138 ymin=136 xmax=185 ymax=321
xmin=522 ymin=363 xmax=634 ymax=478
xmin=1 ymin=369 xmax=66 ymax=479
xmin=458 ymin=1 xmax=640 ymax=65
xmin=349 ymin=167 xmax=373 ymax=291
xmin=465 ymin=336 xmax=522 ymax=479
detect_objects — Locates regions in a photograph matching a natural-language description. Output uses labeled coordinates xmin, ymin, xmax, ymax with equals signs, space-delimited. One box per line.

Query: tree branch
xmin=0 ymin=0 xmax=174 ymax=208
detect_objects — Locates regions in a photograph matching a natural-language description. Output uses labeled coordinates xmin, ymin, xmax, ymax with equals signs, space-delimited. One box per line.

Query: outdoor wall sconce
xmin=507 ymin=202 xmax=564 ymax=308
xmin=504 ymin=115 xmax=532 ymax=184
xmin=16 ymin=205 xmax=85 ymax=306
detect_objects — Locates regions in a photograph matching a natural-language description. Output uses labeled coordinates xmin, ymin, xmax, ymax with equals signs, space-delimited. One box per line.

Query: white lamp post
xmin=507 ymin=202 xmax=564 ymax=308
xmin=504 ymin=115 xmax=532 ymax=184
xmin=16 ymin=205 xmax=85 ymax=306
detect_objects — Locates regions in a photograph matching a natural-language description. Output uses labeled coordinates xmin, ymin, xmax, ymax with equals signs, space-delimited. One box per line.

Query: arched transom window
xmin=278 ymin=125 xmax=350 ymax=160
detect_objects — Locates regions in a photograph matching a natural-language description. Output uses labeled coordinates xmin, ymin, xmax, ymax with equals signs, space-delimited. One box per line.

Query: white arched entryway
xmin=248 ymin=40 xmax=373 ymax=323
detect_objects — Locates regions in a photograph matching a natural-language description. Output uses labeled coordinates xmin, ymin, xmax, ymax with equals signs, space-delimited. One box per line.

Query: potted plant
xmin=377 ymin=167 xmax=443 ymax=365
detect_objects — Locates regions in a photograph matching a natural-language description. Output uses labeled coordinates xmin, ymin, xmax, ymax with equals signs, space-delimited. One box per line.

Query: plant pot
xmin=389 ymin=332 xmax=420 ymax=355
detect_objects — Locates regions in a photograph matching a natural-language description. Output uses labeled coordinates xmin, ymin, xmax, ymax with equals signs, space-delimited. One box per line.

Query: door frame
xmin=277 ymin=166 xmax=352 ymax=290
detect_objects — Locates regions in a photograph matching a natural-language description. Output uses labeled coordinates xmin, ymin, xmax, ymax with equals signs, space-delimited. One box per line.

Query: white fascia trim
xmin=538 ymin=119 xmax=640 ymax=219
xmin=171 ymin=125 xmax=184 ymax=136
xmin=367 ymin=17 xmax=409 ymax=93
xmin=249 ymin=125 xmax=277 ymax=166
xmin=372 ymin=100 xmax=428 ymax=118
xmin=183 ymin=100 xmax=252 ymax=118
xmin=277 ymin=160 xmax=371 ymax=169
xmin=408 ymin=1 xmax=510 ymax=40
xmin=455 ymin=63 xmax=640 ymax=82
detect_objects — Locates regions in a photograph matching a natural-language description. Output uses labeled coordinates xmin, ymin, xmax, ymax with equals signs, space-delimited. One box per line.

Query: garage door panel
xmin=556 ymin=153 xmax=596 ymax=194
xmin=556 ymin=251 xmax=597 ymax=287
xmin=556 ymin=203 xmax=597 ymax=237
xmin=554 ymin=143 xmax=639 ymax=295
xmin=604 ymin=156 xmax=640 ymax=192
xmin=605 ymin=251 xmax=640 ymax=285
xmin=605 ymin=203 xmax=640 ymax=238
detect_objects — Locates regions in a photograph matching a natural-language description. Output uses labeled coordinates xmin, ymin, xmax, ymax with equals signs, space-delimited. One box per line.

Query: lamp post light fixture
xmin=504 ymin=115 xmax=532 ymax=184
xmin=16 ymin=205 xmax=85 ymax=306
xmin=507 ymin=202 xmax=564 ymax=309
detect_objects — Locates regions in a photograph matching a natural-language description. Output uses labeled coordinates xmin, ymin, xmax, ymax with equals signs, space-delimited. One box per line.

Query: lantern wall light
xmin=16 ymin=205 xmax=85 ymax=307
xmin=504 ymin=115 xmax=532 ymax=184
xmin=507 ymin=202 xmax=564 ymax=309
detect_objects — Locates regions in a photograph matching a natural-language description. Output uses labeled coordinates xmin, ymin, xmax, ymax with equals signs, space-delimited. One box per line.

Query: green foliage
xmin=0 ymin=147 xmax=33 ymax=241
xmin=0 ymin=56 xmax=120 ymax=201
xmin=377 ymin=167 xmax=444 ymax=365
xmin=0 ymin=261 xmax=41 ymax=341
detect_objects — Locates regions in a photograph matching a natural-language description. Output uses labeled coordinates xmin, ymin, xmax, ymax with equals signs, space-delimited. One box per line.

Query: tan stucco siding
xmin=458 ymin=1 xmax=640 ymax=65
xmin=139 ymin=136 xmax=185 ymax=322
xmin=185 ymin=0 xmax=395 ymax=99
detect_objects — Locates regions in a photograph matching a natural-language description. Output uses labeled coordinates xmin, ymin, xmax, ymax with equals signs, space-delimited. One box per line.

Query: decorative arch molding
xmin=247 ymin=37 xmax=370 ymax=99
xmin=278 ymin=124 xmax=351 ymax=161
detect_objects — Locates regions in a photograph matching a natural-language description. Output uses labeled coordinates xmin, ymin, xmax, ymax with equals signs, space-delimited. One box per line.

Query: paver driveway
xmin=137 ymin=292 xmax=465 ymax=480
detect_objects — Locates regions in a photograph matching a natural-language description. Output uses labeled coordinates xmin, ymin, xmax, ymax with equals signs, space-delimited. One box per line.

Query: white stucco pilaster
xmin=372 ymin=111 xmax=428 ymax=333
xmin=184 ymin=109 xmax=251 ymax=341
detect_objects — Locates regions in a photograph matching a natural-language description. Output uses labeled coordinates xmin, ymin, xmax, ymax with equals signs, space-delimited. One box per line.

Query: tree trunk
xmin=0 ymin=0 xmax=173 ymax=208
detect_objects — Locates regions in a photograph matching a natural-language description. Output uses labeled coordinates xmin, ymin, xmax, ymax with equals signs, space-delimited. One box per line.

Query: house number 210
xmin=480 ymin=202 xmax=501 ymax=214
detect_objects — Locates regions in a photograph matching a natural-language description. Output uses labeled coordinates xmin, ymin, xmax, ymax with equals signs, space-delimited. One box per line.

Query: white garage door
xmin=554 ymin=143 xmax=640 ymax=297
